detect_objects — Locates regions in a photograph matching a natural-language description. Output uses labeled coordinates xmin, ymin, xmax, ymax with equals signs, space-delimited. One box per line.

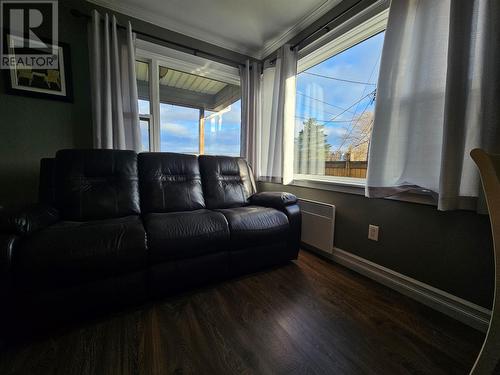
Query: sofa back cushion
xmin=199 ymin=155 xmax=256 ymax=209
xmin=54 ymin=149 xmax=140 ymax=221
xmin=138 ymin=152 xmax=205 ymax=213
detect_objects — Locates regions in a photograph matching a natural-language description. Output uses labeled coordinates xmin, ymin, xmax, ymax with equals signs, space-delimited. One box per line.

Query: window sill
xmin=291 ymin=177 xmax=365 ymax=195
xmin=285 ymin=178 xmax=437 ymax=206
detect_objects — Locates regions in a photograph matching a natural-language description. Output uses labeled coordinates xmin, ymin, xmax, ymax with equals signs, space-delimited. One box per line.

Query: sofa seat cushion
xmin=216 ymin=206 xmax=289 ymax=248
xmin=144 ymin=210 xmax=230 ymax=261
xmin=13 ymin=215 xmax=147 ymax=290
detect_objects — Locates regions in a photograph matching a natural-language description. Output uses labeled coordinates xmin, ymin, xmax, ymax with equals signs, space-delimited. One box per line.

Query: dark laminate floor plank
xmin=298 ymin=252 xmax=482 ymax=370
xmin=0 ymin=250 xmax=485 ymax=375
xmin=250 ymin=263 xmax=418 ymax=374
xmin=292 ymin=255 xmax=464 ymax=374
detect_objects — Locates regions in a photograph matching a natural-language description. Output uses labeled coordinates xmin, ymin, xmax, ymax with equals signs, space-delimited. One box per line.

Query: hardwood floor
xmin=0 ymin=250 xmax=485 ymax=375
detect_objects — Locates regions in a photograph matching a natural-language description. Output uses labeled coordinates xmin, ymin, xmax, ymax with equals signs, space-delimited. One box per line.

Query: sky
xmin=295 ymin=31 xmax=385 ymax=154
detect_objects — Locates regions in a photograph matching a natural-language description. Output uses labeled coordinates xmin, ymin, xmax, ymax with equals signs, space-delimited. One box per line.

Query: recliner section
xmin=216 ymin=206 xmax=289 ymax=247
xmin=144 ymin=209 xmax=230 ymax=261
xmin=1 ymin=149 xmax=301 ymax=311
xmin=13 ymin=215 xmax=148 ymax=291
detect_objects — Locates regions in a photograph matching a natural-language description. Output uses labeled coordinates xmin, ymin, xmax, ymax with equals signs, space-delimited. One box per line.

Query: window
xmin=294 ymin=9 xmax=387 ymax=184
xmin=139 ymin=118 xmax=150 ymax=151
xmin=135 ymin=41 xmax=242 ymax=155
xmin=203 ymin=100 xmax=241 ymax=156
xmin=160 ymin=103 xmax=200 ymax=153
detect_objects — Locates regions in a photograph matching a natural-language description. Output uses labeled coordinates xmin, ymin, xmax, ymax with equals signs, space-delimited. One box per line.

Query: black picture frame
xmin=3 ymin=36 xmax=73 ymax=103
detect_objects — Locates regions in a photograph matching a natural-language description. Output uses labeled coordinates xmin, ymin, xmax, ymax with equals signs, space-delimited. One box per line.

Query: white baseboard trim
xmin=305 ymin=245 xmax=492 ymax=332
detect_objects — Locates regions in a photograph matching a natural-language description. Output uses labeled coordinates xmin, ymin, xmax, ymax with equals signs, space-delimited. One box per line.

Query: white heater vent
xmin=298 ymin=198 xmax=336 ymax=254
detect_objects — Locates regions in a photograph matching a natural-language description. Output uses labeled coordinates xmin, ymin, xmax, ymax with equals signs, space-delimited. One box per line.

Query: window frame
xmin=292 ymin=3 xmax=389 ymax=190
xmin=139 ymin=115 xmax=152 ymax=152
xmin=136 ymin=40 xmax=241 ymax=154
xmin=136 ymin=57 xmax=153 ymax=151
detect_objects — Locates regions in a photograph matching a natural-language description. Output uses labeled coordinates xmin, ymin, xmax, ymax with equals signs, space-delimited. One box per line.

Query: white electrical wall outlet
xmin=368 ymin=225 xmax=379 ymax=241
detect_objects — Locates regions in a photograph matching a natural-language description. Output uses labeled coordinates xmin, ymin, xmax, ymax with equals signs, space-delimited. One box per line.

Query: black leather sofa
xmin=0 ymin=149 xmax=300 ymax=316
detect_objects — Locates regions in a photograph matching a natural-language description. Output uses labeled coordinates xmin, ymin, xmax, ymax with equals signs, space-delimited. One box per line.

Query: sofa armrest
xmin=0 ymin=234 xmax=16 ymax=274
xmin=250 ymin=192 xmax=301 ymax=259
xmin=249 ymin=192 xmax=298 ymax=210
xmin=0 ymin=204 xmax=59 ymax=236
xmin=0 ymin=234 xmax=17 ymax=302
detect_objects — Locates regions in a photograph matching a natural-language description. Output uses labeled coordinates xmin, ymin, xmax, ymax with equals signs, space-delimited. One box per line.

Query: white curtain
xmin=366 ymin=0 xmax=500 ymax=211
xmin=240 ymin=60 xmax=261 ymax=175
xmin=259 ymin=44 xmax=298 ymax=183
xmin=88 ymin=10 xmax=141 ymax=151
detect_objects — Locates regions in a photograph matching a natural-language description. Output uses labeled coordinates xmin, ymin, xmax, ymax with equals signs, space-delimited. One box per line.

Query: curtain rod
xmin=70 ymin=9 xmax=246 ymax=69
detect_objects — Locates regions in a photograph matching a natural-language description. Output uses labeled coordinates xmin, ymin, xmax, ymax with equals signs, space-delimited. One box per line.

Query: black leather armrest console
xmin=249 ymin=192 xmax=298 ymax=210
xmin=0 ymin=204 xmax=59 ymax=236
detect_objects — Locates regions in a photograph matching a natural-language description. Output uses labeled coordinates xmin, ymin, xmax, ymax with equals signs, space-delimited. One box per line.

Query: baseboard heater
xmin=298 ymin=198 xmax=336 ymax=254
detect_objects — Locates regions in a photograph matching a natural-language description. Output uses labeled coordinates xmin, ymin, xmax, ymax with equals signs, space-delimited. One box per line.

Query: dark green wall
xmin=259 ymin=182 xmax=494 ymax=309
xmin=0 ymin=5 xmax=92 ymax=209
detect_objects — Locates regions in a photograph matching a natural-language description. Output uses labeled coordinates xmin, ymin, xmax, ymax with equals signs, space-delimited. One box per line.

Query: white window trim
xmin=291 ymin=3 xmax=389 ymax=192
xmin=136 ymin=40 xmax=241 ymax=153
xmin=298 ymin=0 xmax=390 ymax=70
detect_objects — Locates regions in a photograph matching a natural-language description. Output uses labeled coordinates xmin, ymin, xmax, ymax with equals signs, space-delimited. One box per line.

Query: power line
xmin=302 ymin=71 xmax=377 ymax=86
xmin=297 ymin=54 xmax=381 ymax=126
xmin=335 ymin=99 xmax=374 ymax=153
xmin=349 ymin=119 xmax=374 ymax=149
xmin=296 ymin=92 xmax=356 ymax=115
xmin=326 ymin=89 xmax=376 ymax=122
xmin=297 ymin=99 xmax=340 ymax=117
xmin=332 ymin=53 xmax=381 ymax=156
xmin=347 ymin=52 xmax=381 ymax=124
xmin=295 ymin=115 xmax=359 ymax=124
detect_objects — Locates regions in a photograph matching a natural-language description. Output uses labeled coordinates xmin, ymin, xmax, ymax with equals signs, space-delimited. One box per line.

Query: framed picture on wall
xmin=3 ymin=35 xmax=73 ymax=102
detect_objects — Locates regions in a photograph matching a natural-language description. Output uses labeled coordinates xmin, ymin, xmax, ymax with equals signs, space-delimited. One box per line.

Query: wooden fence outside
xmin=324 ymin=161 xmax=368 ymax=178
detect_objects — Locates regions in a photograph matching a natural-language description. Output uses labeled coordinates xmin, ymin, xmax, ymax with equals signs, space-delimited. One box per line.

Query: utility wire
xmin=297 ymin=99 xmax=340 ymax=117
xmin=296 ymin=92 xmax=356 ymax=115
xmin=295 ymin=115 xmax=360 ymax=124
xmin=326 ymin=89 xmax=376 ymax=122
xmin=335 ymin=97 xmax=374 ymax=153
xmin=302 ymin=71 xmax=377 ymax=86
xmin=296 ymin=53 xmax=381 ymax=121
xmin=349 ymin=119 xmax=374 ymax=149
xmin=335 ymin=53 xmax=381 ymax=154
xmin=343 ymin=52 xmax=381 ymax=127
